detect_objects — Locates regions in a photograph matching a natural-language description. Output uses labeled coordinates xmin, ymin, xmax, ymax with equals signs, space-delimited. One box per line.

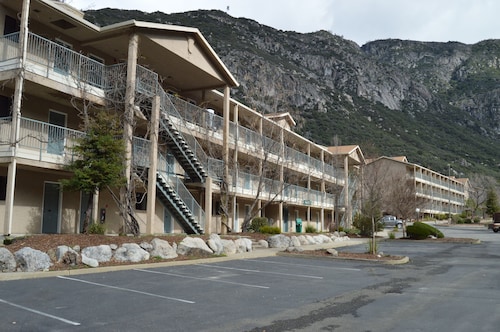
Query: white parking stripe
xmin=134 ymin=269 xmax=270 ymax=289
xmin=57 ymin=276 xmax=195 ymax=304
xmin=195 ymin=264 xmax=324 ymax=279
xmin=246 ymin=259 xmax=362 ymax=271
xmin=0 ymin=298 xmax=81 ymax=326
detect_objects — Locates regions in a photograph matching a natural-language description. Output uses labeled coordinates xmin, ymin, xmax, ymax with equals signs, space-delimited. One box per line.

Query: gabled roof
xmin=326 ymin=145 xmax=365 ymax=166
xmin=13 ymin=0 xmax=239 ymax=91
xmin=264 ymin=112 xmax=296 ymax=128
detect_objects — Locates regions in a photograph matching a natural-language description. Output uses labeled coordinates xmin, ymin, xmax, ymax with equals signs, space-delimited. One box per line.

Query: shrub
xmin=259 ymin=225 xmax=280 ymax=234
xmin=249 ymin=217 xmax=268 ymax=232
xmin=88 ymin=222 xmax=106 ymax=235
xmin=406 ymin=222 xmax=444 ymax=239
xmin=353 ymin=213 xmax=383 ymax=236
xmin=305 ymin=225 xmax=316 ymax=233
xmin=388 ymin=232 xmax=396 ymax=239
xmin=473 ymin=217 xmax=481 ymax=223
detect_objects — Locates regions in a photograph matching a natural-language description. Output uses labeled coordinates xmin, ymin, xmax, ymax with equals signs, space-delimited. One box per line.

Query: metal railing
xmin=158 ymin=153 xmax=205 ymax=230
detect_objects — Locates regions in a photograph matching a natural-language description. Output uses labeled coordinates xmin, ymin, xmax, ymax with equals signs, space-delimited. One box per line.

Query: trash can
xmin=295 ymin=218 xmax=302 ymax=233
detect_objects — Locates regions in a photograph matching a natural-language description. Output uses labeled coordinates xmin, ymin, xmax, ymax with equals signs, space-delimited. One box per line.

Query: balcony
xmin=0 ymin=116 xmax=84 ymax=165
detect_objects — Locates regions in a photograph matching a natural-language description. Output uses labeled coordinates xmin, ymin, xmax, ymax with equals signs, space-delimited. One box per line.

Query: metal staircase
xmin=159 ymin=113 xmax=207 ymax=183
xmin=155 ymin=171 xmax=204 ymax=234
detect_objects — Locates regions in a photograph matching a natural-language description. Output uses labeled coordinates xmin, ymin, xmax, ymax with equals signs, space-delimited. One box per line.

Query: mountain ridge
xmin=84 ymin=8 xmax=500 ymax=180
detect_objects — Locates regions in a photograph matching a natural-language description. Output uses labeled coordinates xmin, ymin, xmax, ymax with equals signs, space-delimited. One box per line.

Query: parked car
xmin=380 ymin=215 xmax=403 ymax=228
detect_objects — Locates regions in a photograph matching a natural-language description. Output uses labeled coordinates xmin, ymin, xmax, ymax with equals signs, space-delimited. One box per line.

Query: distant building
xmin=366 ymin=156 xmax=468 ymax=217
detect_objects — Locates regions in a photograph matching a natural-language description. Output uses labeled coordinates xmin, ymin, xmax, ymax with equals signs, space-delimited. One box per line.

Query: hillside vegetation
xmin=85 ymin=9 xmax=500 ymax=180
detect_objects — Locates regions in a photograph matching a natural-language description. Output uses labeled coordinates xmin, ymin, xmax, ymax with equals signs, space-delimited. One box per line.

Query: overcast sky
xmin=67 ymin=0 xmax=499 ymax=46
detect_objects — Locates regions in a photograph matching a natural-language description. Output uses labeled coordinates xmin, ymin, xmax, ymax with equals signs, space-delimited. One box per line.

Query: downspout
xmin=3 ymin=0 xmax=30 ymax=235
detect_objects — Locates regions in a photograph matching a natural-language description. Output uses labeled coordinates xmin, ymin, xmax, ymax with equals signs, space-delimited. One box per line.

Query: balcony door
xmin=48 ymin=110 xmax=66 ymax=155
xmin=54 ymin=39 xmax=72 ymax=74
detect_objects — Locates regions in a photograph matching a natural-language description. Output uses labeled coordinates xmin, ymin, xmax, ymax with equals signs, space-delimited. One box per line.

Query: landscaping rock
xmin=114 ymin=243 xmax=150 ymax=262
xmin=81 ymin=254 xmax=99 ymax=268
xmin=267 ymin=234 xmax=291 ymax=248
xmin=81 ymin=245 xmax=112 ymax=262
xmin=234 ymin=238 xmax=253 ymax=253
xmin=56 ymin=245 xmax=79 ymax=265
xmin=150 ymin=238 xmax=178 ymax=259
xmin=177 ymin=237 xmax=213 ymax=256
xmin=14 ymin=247 xmax=52 ymax=272
xmin=207 ymin=234 xmax=224 ymax=255
xmin=290 ymin=236 xmax=302 ymax=247
xmin=0 ymin=247 xmax=16 ymax=272
xmin=327 ymin=248 xmax=339 ymax=256
xmin=257 ymin=239 xmax=269 ymax=248
xmin=221 ymin=239 xmax=237 ymax=255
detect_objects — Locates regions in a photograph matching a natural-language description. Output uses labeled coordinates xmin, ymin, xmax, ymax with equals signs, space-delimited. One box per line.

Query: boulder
xmin=207 ymin=234 xmax=224 ymax=255
xmin=305 ymin=235 xmax=317 ymax=245
xmin=150 ymin=238 xmax=178 ymax=259
xmin=285 ymin=246 xmax=304 ymax=252
xmin=234 ymin=238 xmax=252 ymax=253
xmin=14 ymin=247 xmax=52 ymax=272
xmin=177 ymin=237 xmax=213 ymax=256
xmin=56 ymin=245 xmax=79 ymax=265
xmin=0 ymin=247 xmax=16 ymax=272
xmin=221 ymin=239 xmax=237 ymax=255
xmin=327 ymin=248 xmax=339 ymax=256
xmin=114 ymin=243 xmax=150 ymax=262
xmin=297 ymin=235 xmax=309 ymax=245
xmin=290 ymin=236 xmax=302 ymax=247
xmin=140 ymin=241 xmax=153 ymax=251
xmin=257 ymin=239 xmax=269 ymax=248
xmin=81 ymin=245 xmax=112 ymax=262
xmin=81 ymin=254 xmax=99 ymax=268
xmin=267 ymin=234 xmax=291 ymax=248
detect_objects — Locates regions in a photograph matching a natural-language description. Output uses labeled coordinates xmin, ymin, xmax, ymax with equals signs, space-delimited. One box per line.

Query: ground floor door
xmin=164 ymin=209 xmax=172 ymax=233
xmin=283 ymin=205 xmax=289 ymax=232
xmin=79 ymin=192 xmax=92 ymax=233
xmin=42 ymin=182 xmax=60 ymax=233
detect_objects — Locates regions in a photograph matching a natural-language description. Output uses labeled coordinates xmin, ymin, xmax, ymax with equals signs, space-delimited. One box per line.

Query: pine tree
xmin=485 ymin=189 xmax=500 ymax=217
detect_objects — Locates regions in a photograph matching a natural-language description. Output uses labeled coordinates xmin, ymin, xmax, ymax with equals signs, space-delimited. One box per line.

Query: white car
xmin=380 ymin=215 xmax=403 ymax=228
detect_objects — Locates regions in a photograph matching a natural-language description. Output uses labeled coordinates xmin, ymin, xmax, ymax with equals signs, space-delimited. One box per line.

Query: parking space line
xmin=0 ymin=298 xmax=81 ymax=326
xmin=246 ymin=259 xmax=362 ymax=271
xmin=195 ymin=264 xmax=323 ymax=279
xmin=57 ymin=276 xmax=195 ymax=304
xmin=134 ymin=269 xmax=270 ymax=289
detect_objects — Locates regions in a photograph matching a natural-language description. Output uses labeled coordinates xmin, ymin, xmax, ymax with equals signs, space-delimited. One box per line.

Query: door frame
xmin=48 ymin=109 xmax=67 ymax=155
xmin=41 ymin=181 xmax=62 ymax=234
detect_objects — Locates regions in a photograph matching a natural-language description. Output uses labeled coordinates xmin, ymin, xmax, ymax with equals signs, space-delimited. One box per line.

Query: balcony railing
xmin=232 ymin=170 xmax=334 ymax=208
xmin=0 ymin=116 xmax=85 ymax=162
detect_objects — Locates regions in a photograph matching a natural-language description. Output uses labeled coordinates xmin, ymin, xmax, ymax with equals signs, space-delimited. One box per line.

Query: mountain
xmin=84 ymin=8 xmax=500 ymax=180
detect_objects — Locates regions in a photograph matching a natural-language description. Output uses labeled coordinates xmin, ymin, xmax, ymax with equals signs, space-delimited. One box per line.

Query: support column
xmin=146 ymin=95 xmax=160 ymax=234
xmin=221 ymin=86 xmax=230 ymax=234
xmin=344 ymin=155 xmax=351 ymax=228
xmin=121 ymin=33 xmax=138 ymax=233
xmin=204 ymin=176 xmax=213 ymax=233
xmin=4 ymin=0 xmax=30 ymax=235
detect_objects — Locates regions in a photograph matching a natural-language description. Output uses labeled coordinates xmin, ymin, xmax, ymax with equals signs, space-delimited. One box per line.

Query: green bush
xmin=388 ymin=232 xmax=396 ymax=239
xmin=259 ymin=225 xmax=281 ymax=234
xmin=406 ymin=222 xmax=444 ymax=239
xmin=305 ymin=225 xmax=316 ymax=233
xmin=473 ymin=217 xmax=481 ymax=223
xmin=353 ymin=213 xmax=383 ymax=236
xmin=249 ymin=217 xmax=268 ymax=232
xmin=88 ymin=223 xmax=106 ymax=235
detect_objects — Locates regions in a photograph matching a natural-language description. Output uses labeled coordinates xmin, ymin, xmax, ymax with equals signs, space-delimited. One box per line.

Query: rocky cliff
xmin=85 ymin=9 xmax=500 ymax=180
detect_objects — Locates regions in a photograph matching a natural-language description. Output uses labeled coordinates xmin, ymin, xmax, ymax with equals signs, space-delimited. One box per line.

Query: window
xmin=3 ymin=16 xmax=19 ymax=35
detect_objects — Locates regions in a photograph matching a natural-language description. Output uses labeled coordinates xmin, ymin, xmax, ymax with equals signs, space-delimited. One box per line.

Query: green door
xmin=164 ymin=209 xmax=172 ymax=233
xmin=48 ymin=111 xmax=66 ymax=155
xmin=42 ymin=182 xmax=60 ymax=234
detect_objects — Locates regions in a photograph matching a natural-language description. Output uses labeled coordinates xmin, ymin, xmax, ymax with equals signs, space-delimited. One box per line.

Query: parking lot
xmin=1 ymin=225 xmax=499 ymax=331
